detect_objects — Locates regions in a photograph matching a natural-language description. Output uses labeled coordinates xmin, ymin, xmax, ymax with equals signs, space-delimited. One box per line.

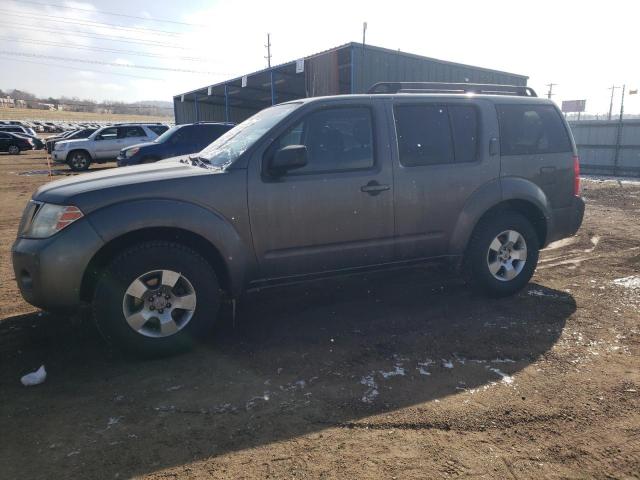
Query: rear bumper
xmin=11 ymin=219 xmax=104 ymax=312
xmin=547 ymin=196 xmax=585 ymax=245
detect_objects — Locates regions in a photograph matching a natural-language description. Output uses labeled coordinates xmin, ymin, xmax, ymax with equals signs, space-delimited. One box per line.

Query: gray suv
xmin=12 ymin=83 xmax=584 ymax=356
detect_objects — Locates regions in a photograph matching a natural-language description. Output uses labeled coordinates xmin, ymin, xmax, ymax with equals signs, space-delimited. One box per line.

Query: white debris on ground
xmin=613 ymin=276 xmax=640 ymax=289
xmin=245 ymin=392 xmax=270 ymax=410
xmin=20 ymin=365 xmax=46 ymax=386
xmin=360 ymin=373 xmax=379 ymax=403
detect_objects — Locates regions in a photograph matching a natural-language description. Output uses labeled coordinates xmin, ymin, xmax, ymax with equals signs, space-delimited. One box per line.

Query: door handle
xmin=360 ymin=180 xmax=390 ymax=196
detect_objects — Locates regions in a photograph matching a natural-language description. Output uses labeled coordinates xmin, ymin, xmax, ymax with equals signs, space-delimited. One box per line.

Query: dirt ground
xmin=0 ymin=150 xmax=639 ymax=479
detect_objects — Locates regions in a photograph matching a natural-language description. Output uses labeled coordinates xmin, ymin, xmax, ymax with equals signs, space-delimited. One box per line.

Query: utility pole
xmin=264 ymin=33 xmax=272 ymax=68
xmin=545 ymin=82 xmax=557 ymax=99
xmin=613 ymin=85 xmax=626 ymax=174
xmin=608 ymin=85 xmax=619 ymax=120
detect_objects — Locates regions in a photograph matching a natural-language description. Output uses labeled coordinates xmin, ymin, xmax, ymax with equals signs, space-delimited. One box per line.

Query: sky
xmin=1 ymin=0 xmax=639 ymax=115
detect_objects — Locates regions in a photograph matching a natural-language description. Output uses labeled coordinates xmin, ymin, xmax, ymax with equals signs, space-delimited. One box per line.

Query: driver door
xmin=93 ymin=127 xmax=122 ymax=159
xmin=248 ymin=103 xmax=395 ymax=279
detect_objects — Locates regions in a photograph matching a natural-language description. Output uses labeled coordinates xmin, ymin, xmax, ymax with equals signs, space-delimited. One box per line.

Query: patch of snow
xmin=417 ymin=359 xmax=434 ymax=376
xmin=441 ymin=359 xmax=454 ymax=369
xmin=613 ymin=276 xmax=640 ymax=289
xmin=528 ymin=289 xmax=558 ymax=298
xmin=360 ymin=373 xmax=379 ymax=403
xmin=379 ymin=365 xmax=405 ymax=379
xmin=489 ymin=368 xmax=514 ymax=385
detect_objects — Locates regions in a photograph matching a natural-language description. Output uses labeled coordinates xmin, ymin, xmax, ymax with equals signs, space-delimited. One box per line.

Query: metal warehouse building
xmin=173 ymin=42 xmax=528 ymax=124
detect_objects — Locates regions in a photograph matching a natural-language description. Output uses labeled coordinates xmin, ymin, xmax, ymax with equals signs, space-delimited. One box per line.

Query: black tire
xmin=466 ymin=211 xmax=539 ymax=297
xmin=93 ymin=241 xmax=221 ymax=357
xmin=8 ymin=145 xmax=20 ymax=155
xmin=67 ymin=150 xmax=91 ymax=171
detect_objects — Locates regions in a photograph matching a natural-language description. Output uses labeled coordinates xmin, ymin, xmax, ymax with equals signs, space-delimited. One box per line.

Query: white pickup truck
xmin=53 ymin=123 xmax=169 ymax=171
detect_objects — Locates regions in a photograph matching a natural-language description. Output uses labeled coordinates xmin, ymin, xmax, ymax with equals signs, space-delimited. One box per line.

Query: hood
xmin=122 ymin=140 xmax=157 ymax=152
xmin=33 ymin=157 xmax=223 ymax=209
xmin=57 ymin=138 xmax=90 ymax=147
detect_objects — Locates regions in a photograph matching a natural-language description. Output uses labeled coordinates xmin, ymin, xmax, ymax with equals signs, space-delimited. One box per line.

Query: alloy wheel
xmin=122 ymin=269 xmax=197 ymax=338
xmin=486 ymin=229 xmax=528 ymax=281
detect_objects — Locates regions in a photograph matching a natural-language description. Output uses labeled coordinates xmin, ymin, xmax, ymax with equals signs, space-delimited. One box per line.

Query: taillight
xmin=573 ymin=155 xmax=581 ymax=196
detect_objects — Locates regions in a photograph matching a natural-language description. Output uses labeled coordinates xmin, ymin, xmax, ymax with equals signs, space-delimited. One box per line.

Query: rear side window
xmin=394 ymin=105 xmax=454 ymax=166
xmin=497 ymin=104 xmax=571 ymax=155
xmin=449 ymin=105 xmax=478 ymax=164
xmin=148 ymin=125 xmax=168 ymax=135
xmin=121 ymin=126 xmax=146 ymax=138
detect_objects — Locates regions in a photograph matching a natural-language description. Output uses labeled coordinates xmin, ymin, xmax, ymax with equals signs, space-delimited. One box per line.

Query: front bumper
xmin=547 ymin=196 xmax=585 ymax=245
xmin=52 ymin=150 xmax=66 ymax=163
xmin=12 ymin=218 xmax=105 ymax=311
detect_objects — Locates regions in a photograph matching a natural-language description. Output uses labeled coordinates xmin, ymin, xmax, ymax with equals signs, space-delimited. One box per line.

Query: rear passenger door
xmin=120 ymin=126 xmax=149 ymax=150
xmin=496 ymin=104 xmax=574 ymax=208
xmin=248 ymin=102 xmax=395 ymax=278
xmin=389 ymin=99 xmax=500 ymax=259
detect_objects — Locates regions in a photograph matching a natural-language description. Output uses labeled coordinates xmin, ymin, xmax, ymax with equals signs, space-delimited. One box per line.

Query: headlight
xmin=20 ymin=203 xmax=84 ymax=238
xmin=54 ymin=142 xmax=68 ymax=150
xmin=125 ymin=147 xmax=140 ymax=158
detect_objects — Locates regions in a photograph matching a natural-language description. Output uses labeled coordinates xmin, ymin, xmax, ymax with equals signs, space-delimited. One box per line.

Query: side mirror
xmin=269 ymin=145 xmax=308 ymax=175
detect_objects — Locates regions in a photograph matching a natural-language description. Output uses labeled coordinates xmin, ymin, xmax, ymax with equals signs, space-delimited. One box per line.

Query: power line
xmin=16 ymin=0 xmax=206 ymax=28
xmin=0 ymin=9 xmax=184 ymax=37
xmin=0 ymin=55 xmax=162 ymax=81
xmin=10 ymin=22 xmax=191 ymax=50
xmin=0 ymin=51 xmax=229 ymax=75
xmin=0 ymin=36 xmax=209 ymax=62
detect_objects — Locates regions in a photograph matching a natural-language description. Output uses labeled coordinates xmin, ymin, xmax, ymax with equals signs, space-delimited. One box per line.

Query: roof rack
xmin=367 ymin=82 xmax=537 ymax=97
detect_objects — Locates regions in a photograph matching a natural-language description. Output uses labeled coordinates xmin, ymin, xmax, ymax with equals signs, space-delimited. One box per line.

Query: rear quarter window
xmin=497 ymin=104 xmax=571 ymax=155
xmin=149 ymin=125 xmax=169 ymax=135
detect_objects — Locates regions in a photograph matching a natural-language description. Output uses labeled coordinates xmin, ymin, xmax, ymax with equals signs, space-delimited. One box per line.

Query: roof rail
xmin=367 ymin=82 xmax=537 ymax=97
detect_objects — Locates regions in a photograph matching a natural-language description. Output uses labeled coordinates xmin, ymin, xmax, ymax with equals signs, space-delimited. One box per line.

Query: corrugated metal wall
xmin=174 ymin=99 xmax=257 ymax=125
xmin=352 ymin=46 xmax=527 ymax=93
xmin=570 ymin=120 xmax=640 ymax=177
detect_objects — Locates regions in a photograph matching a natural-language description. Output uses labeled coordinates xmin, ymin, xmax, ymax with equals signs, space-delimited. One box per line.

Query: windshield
xmin=154 ymin=125 xmax=180 ymax=143
xmin=198 ymin=103 xmax=300 ymax=168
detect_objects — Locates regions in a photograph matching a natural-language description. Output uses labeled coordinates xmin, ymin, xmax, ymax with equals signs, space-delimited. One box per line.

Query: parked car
xmin=0 ymin=124 xmax=37 ymax=137
xmin=12 ymin=83 xmax=585 ymax=357
xmin=0 ymin=131 xmax=33 ymax=154
xmin=52 ymin=123 xmax=169 ymax=171
xmin=46 ymin=128 xmax=96 ymax=153
xmin=12 ymin=132 xmax=45 ymax=150
xmin=117 ymin=122 xmax=234 ymax=166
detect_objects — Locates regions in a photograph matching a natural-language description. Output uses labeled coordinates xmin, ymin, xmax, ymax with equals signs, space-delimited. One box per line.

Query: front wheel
xmin=466 ymin=212 xmax=539 ymax=297
xmin=93 ymin=241 xmax=221 ymax=357
xmin=8 ymin=145 xmax=20 ymax=155
xmin=67 ymin=150 xmax=91 ymax=171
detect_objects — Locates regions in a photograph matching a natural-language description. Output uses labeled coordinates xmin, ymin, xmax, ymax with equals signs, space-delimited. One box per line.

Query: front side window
xmin=272 ymin=107 xmax=374 ymax=174
xmin=98 ymin=127 xmax=118 ymax=140
xmin=497 ymin=104 xmax=571 ymax=155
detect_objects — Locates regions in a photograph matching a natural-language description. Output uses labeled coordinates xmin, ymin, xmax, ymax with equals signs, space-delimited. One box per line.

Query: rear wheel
xmin=67 ymin=150 xmax=91 ymax=171
xmin=93 ymin=241 xmax=221 ymax=357
xmin=466 ymin=212 xmax=539 ymax=297
xmin=8 ymin=145 xmax=20 ymax=155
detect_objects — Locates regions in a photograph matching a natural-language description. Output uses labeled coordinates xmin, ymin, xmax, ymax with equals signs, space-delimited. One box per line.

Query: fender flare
xmin=85 ymin=199 xmax=253 ymax=296
xmin=448 ymin=177 xmax=552 ymax=255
